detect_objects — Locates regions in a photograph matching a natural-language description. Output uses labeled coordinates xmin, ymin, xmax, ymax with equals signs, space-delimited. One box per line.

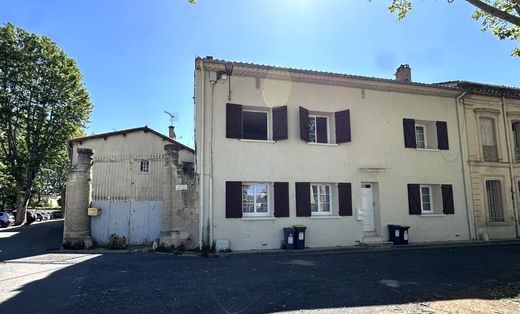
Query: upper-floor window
xmin=512 ymin=121 xmax=520 ymax=161
xmin=480 ymin=118 xmax=498 ymax=161
xmin=403 ymin=118 xmax=449 ymax=150
xmin=140 ymin=160 xmax=150 ymax=173
xmin=226 ymin=103 xmax=288 ymax=141
xmin=300 ymin=106 xmax=351 ymax=144
xmin=309 ymin=115 xmax=329 ymax=143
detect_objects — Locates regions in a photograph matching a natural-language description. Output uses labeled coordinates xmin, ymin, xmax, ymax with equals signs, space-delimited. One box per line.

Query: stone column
xmin=160 ymin=143 xmax=190 ymax=247
xmin=63 ymin=148 xmax=94 ymax=248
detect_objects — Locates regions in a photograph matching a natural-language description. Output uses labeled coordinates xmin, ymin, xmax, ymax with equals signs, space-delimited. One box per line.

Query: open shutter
xmin=295 ymin=182 xmax=311 ymax=217
xmin=441 ymin=184 xmax=455 ymax=214
xmin=338 ymin=183 xmax=352 ymax=216
xmin=274 ymin=182 xmax=289 ymax=217
xmin=225 ymin=181 xmax=242 ymax=218
xmin=299 ymin=106 xmax=310 ymax=142
xmin=272 ymin=106 xmax=288 ymax=141
xmin=407 ymin=184 xmax=421 ymax=215
xmin=316 ymin=117 xmax=328 ymax=143
xmin=436 ymin=121 xmax=449 ymax=150
xmin=403 ymin=118 xmax=416 ymax=148
xmin=335 ymin=110 xmax=351 ymax=144
xmin=226 ymin=103 xmax=242 ymax=139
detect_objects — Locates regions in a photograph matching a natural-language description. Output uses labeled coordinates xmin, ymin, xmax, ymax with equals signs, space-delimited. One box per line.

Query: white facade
xmin=195 ymin=58 xmax=472 ymax=251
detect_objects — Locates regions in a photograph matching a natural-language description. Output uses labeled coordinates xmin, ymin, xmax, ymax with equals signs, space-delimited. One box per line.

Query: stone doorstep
xmin=359 ymin=235 xmax=394 ymax=247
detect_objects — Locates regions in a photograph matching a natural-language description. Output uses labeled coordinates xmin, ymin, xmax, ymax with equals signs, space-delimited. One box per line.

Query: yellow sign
xmin=87 ymin=207 xmax=101 ymax=216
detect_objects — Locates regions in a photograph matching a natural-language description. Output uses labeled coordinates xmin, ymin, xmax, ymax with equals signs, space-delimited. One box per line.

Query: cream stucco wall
xmin=196 ymin=60 xmax=471 ymax=251
xmin=463 ymin=94 xmax=520 ymax=239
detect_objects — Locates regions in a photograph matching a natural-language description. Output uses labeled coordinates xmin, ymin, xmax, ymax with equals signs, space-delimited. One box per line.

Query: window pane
xmin=486 ymin=180 xmax=504 ymax=222
xmin=243 ymin=111 xmax=268 ymax=140
xmin=415 ymin=126 xmax=425 ymax=149
xmin=513 ymin=122 xmax=520 ymax=160
xmin=309 ymin=117 xmax=317 ymax=143
xmin=316 ymin=117 xmax=328 ymax=143
xmin=242 ymin=184 xmax=254 ymax=213
xmin=311 ymin=185 xmax=318 ymax=212
xmin=421 ymin=187 xmax=431 ymax=211
xmin=256 ymin=184 xmax=268 ymax=213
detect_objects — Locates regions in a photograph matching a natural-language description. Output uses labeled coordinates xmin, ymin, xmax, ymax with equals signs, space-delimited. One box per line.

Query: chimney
xmin=168 ymin=125 xmax=176 ymax=140
xmin=395 ymin=64 xmax=412 ymax=82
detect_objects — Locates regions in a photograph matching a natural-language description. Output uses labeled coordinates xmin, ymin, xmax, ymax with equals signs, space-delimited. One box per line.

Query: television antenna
xmin=164 ymin=111 xmax=178 ymax=125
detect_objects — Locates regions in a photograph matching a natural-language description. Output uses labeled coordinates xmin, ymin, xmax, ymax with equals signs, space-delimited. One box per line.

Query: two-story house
xmin=195 ymin=57 xmax=473 ymax=251
xmin=438 ymin=81 xmax=520 ymax=240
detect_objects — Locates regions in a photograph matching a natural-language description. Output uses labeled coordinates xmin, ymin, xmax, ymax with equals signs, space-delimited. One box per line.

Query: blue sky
xmin=1 ymin=0 xmax=519 ymax=148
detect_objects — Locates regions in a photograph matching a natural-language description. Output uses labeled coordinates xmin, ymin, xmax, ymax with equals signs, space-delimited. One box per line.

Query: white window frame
xmin=415 ymin=124 xmax=427 ymax=149
xmin=420 ymin=185 xmax=433 ymax=213
xmin=308 ymin=115 xmax=329 ymax=144
xmin=140 ymin=160 xmax=150 ymax=173
xmin=242 ymin=109 xmax=271 ymax=141
xmin=242 ymin=182 xmax=270 ymax=217
xmin=310 ymin=184 xmax=332 ymax=216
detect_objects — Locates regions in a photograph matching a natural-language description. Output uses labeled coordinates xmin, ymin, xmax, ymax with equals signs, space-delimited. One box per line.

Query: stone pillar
xmin=63 ymin=148 xmax=94 ymax=248
xmin=160 ymin=143 xmax=191 ymax=247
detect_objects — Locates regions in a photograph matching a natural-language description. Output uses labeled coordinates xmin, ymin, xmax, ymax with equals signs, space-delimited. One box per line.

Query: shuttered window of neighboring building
xmin=485 ymin=180 xmax=505 ymax=222
xmin=480 ymin=118 xmax=498 ymax=161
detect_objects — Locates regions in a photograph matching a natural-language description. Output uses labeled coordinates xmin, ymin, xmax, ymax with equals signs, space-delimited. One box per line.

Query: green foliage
xmin=0 ymin=23 xmax=92 ymax=223
xmin=385 ymin=0 xmax=520 ymax=56
xmin=107 ymin=234 xmax=127 ymax=250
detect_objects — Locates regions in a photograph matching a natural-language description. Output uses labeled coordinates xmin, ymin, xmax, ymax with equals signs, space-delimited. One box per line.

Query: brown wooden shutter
xmin=226 ymin=181 xmax=243 ymax=218
xmin=274 ymin=182 xmax=289 ymax=217
xmin=226 ymin=103 xmax=242 ymax=139
xmin=338 ymin=183 xmax=352 ymax=216
xmin=436 ymin=121 xmax=449 ymax=150
xmin=407 ymin=184 xmax=421 ymax=215
xmin=441 ymin=184 xmax=455 ymax=214
xmin=335 ymin=110 xmax=351 ymax=144
xmin=403 ymin=118 xmax=416 ymax=148
xmin=299 ymin=106 xmax=310 ymax=142
xmin=295 ymin=182 xmax=311 ymax=217
xmin=272 ymin=106 xmax=288 ymax=141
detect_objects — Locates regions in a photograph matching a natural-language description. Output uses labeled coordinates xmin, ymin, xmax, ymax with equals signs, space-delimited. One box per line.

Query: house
xmin=195 ymin=57 xmax=473 ymax=251
xmin=65 ymin=126 xmax=198 ymax=247
xmin=437 ymin=81 xmax=520 ymax=240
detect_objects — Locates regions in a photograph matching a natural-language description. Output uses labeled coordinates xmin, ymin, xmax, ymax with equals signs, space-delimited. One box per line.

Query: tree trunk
xmin=14 ymin=190 xmax=30 ymax=225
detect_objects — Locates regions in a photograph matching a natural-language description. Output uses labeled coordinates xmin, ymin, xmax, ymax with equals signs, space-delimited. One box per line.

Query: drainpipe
xmin=209 ymin=80 xmax=216 ymax=246
xmin=456 ymin=91 xmax=476 ymax=240
xmin=197 ymin=58 xmax=205 ymax=249
xmin=501 ymin=95 xmax=520 ymax=238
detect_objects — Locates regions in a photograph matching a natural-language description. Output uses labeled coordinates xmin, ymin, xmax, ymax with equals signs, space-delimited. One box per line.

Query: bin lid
xmin=283 ymin=227 xmax=295 ymax=231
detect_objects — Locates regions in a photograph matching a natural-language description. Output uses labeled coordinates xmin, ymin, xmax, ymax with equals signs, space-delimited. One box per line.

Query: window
xmin=420 ymin=185 xmax=433 ymax=213
xmin=480 ymin=118 xmax=498 ymax=161
xmin=512 ymin=122 xmax=520 ymax=160
xmin=140 ymin=160 xmax=150 ymax=173
xmin=485 ymin=180 xmax=504 ymax=222
xmin=243 ymin=110 xmax=268 ymax=140
xmin=309 ymin=116 xmax=328 ymax=143
xmin=242 ymin=183 xmax=269 ymax=216
xmin=310 ymin=184 xmax=331 ymax=215
xmin=415 ymin=125 xmax=426 ymax=149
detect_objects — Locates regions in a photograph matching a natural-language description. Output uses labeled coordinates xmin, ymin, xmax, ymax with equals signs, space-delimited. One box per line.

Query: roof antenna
xmin=164 ymin=111 xmax=179 ymax=140
xmin=164 ymin=111 xmax=178 ymax=125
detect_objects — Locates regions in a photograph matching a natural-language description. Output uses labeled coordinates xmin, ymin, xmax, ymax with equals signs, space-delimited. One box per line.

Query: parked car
xmin=26 ymin=211 xmax=36 ymax=225
xmin=35 ymin=212 xmax=44 ymax=222
xmin=0 ymin=212 xmax=15 ymax=228
xmin=42 ymin=211 xmax=52 ymax=220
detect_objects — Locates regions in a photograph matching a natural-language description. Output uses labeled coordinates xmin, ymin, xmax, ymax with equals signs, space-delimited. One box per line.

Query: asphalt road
xmin=1 ymin=221 xmax=520 ymax=313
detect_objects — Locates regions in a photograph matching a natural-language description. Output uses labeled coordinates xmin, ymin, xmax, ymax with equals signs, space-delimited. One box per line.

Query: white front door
xmin=361 ymin=184 xmax=375 ymax=232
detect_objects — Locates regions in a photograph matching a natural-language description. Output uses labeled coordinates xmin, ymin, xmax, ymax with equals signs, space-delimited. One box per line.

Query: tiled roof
xmin=435 ymin=81 xmax=520 ymax=99
xmin=69 ymin=126 xmax=194 ymax=153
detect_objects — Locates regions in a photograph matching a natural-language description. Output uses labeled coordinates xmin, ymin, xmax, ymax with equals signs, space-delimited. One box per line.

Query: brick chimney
xmin=395 ymin=64 xmax=412 ymax=82
xmin=168 ymin=125 xmax=176 ymax=140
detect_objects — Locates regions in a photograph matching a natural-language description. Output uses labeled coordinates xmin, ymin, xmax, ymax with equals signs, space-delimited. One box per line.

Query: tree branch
xmin=465 ymin=0 xmax=520 ymax=26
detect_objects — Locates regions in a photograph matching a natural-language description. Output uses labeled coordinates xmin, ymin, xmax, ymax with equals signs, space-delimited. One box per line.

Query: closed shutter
xmin=316 ymin=117 xmax=328 ymax=143
xmin=295 ymin=182 xmax=311 ymax=217
xmin=407 ymin=184 xmax=421 ymax=215
xmin=226 ymin=181 xmax=243 ymax=218
xmin=441 ymin=184 xmax=455 ymax=214
xmin=338 ymin=183 xmax=352 ymax=216
xmin=299 ymin=106 xmax=310 ymax=142
xmin=403 ymin=118 xmax=416 ymax=148
xmin=274 ymin=182 xmax=289 ymax=217
xmin=226 ymin=103 xmax=242 ymax=139
xmin=335 ymin=110 xmax=351 ymax=144
xmin=436 ymin=121 xmax=449 ymax=150
xmin=272 ymin=106 xmax=288 ymax=141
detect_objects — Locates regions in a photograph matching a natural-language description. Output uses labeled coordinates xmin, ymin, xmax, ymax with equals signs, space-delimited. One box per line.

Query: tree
xmin=386 ymin=0 xmax=520 ymax=56
xmin=0 ymin=23 xmax=92 ymax=225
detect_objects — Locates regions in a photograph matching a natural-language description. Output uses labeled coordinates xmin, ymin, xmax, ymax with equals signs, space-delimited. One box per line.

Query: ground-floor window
xmin=485 ymin=180 xmax=504 ymax=222
xmin=242 ymin=183 xmax=269 ymax=216
xmin=420 ymin=185 xmax=433 ymax=213
xmin=310 ymin=184 xmax=331 ymax=215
